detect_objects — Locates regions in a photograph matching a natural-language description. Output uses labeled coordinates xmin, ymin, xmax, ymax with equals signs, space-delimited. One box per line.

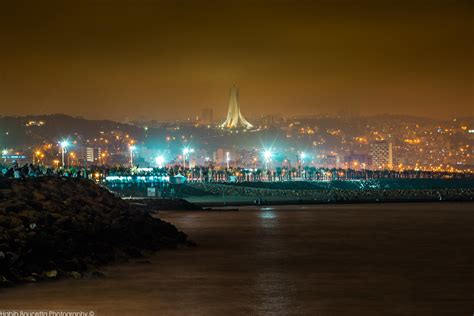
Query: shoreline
xmin=185 ymin=196 xmax=474 ymax=207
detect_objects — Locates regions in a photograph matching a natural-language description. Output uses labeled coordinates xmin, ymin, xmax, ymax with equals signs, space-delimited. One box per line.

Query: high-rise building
xmin=199 ymin=108 xmax=214 ymax=126
xmin=370 ymin=141 xmax=393 ymax=169
xmin=86 ymin=147 xmax=95 ymax=163
xmin=82 ymin=147 xmax=101 ymax=164
xmin=221 ymin=85 xmax=253 ymax=129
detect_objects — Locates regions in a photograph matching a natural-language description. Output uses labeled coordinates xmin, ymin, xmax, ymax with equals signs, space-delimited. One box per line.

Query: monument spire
xmin=221 ymin=85 xmax=253 ymax=129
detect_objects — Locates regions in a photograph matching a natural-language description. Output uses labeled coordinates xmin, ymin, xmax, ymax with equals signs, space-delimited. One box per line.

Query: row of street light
xmin=126 ymin=146 xmax=309 ymax=170
xmin=32 ymin=141 xmax=303 ymax=170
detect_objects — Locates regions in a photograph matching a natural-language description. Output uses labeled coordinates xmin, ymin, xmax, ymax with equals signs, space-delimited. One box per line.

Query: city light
xmin=59 ymin=139 xmax=70 ymax=167
xmin=59 ymin=140 xmax=70 ymax=149
xmin=299 ymin=152 xmax=307 ymax=162
xmin=263 ymin=149 xmax=273 ymax=170
xmin=129 ymin=145 xmax=137 ymax=167
xmin=155 ymin=155 xmax=165 ymax=168
xmin=1 ymin=149 xmax=7 ymax=163
xmin=183 ymin=147 xmax=194 ymax=155
xmin=182 ymin=147 xmax=194 ymax=168
xmin=34 ymin=150 xmax=43 ymax=164
xmin=263 ymin=150 xmax=272 ymax=161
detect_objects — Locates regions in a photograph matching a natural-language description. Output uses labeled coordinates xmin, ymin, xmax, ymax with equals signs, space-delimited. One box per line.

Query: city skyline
xmin=1 ymin=1 xmax=474 ymax=314
xmin=0 ymin=0 xmax=472 ymax=120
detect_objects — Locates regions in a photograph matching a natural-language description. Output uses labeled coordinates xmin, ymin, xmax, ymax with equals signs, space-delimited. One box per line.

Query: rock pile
xmin=0 ymin=176 xmax=189 ymax=286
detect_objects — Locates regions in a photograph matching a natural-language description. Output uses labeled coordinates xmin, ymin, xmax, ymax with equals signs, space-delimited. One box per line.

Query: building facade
xmin=370 ymin=141 xmax=393 ymax=169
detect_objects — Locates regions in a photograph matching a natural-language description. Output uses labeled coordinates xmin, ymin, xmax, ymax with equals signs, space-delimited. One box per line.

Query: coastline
xmin=184 ymin=195 xmax=474 ymax=207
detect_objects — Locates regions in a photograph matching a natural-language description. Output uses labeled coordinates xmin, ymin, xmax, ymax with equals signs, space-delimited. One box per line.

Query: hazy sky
xmin=0 ymin=0 xmax=472 ymax=121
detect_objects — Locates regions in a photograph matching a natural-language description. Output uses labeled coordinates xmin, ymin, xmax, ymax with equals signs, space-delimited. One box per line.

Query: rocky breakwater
xmin=0 ymin=176 xmax=190 ymax=286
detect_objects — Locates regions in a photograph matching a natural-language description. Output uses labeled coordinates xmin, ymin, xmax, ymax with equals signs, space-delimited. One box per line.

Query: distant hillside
xmin=0 ymin=114 xmax=471 ymax=153
xmin=0 ymin=114 xmax=144 ymax=147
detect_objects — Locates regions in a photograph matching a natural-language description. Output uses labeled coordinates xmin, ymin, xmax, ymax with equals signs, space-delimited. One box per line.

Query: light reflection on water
xmin=254 ymin=271 xmax=292 ymax=314
xmin=1 ymin=203 xmax=473 ymax=315
xmin=258 ymin=208 xmax=279 ymax=229
xmin=255 ymin=207 xmax=292 ymax=313
xmin=259 ymin=208 xmax=277 ymax=219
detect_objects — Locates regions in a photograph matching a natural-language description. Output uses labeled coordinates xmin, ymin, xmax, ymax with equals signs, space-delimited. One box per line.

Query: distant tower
xmin=221 ymin=85 xmax=253 ymax=129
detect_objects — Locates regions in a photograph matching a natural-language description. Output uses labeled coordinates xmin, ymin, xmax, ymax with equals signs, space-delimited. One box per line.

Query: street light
xmin=2 ymin=149 xmax=7 ymax=163
xmin=69 ymin=152 xmax=76 ymax=166
xmin=299 ymin=152 xmax=307 ymax=162
xmin=129 ymin=145 xmax=136 ymax=167
xmin=155 ymin=155 xmax=165 ymax=168
xmin=59 ymin=140 xmax=70 ymax=167
xmin=99 ymin=152 xmax=107 ymax=165
xmin=298 ymin=152 xmax=307 ymax=179
xmin=263 ymin=149 xmax=273 ymax=170
xmin=182 ymin=147 xmax=194 ymax=168
xmin=34 ymin=150 xmax=42 ymax=164
xmin=226 ymin=151 xmax=230 ymax=168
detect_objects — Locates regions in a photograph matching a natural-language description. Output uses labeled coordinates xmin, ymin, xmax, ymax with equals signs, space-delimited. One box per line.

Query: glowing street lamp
xmin=129 ymin=145 xmax=136 ymax=167
xmin=353 ymin=161 xmax=359 ymax=169
xmin=263 ymin=149 xmax=273 ymax=170
xmin=299 ymin=152 xmax=307 ymax=162
xmin=2 ymin=149 xmax=7 ymax=163
xmin=59 ymin=140 xmax=70 ymax=167
xmin=68 ymin=152 xmax=76 ymax=166
xmin=34 ymin=150 xmax=42 ymax=164
xmin=226 ymin=151 xmax=230 ymax=168
xmin=155 ymin=155 xmax=165 ymax=168
xmin=182 ymin=147 xmax=194 ymax=168
xmin=99 ymin=152 xmax=107 ymax=165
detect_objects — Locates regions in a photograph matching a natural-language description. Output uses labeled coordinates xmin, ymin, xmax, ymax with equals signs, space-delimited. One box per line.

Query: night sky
xmin=0 ymin=0 xmax=472 ymax=121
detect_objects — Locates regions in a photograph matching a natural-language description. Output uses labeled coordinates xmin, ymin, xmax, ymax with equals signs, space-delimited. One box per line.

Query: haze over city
xmin=0 ymin=0 xmax=472 ymax=120
xmin=1 ymin=1 xmax=474 ymax=315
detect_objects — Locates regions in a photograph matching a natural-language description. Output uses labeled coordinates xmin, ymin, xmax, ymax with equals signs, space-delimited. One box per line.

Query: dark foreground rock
xmin=0 ymin=177 xmax=189 ymax=286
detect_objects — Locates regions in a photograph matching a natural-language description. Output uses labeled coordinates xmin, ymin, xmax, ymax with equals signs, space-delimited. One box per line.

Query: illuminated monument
xmin=220 ymin=85 xmax=253 ymax=129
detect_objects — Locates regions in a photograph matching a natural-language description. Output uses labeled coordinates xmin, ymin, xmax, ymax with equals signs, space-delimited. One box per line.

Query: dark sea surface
xmin=1 ymin=203 xmax=473 ymax=315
